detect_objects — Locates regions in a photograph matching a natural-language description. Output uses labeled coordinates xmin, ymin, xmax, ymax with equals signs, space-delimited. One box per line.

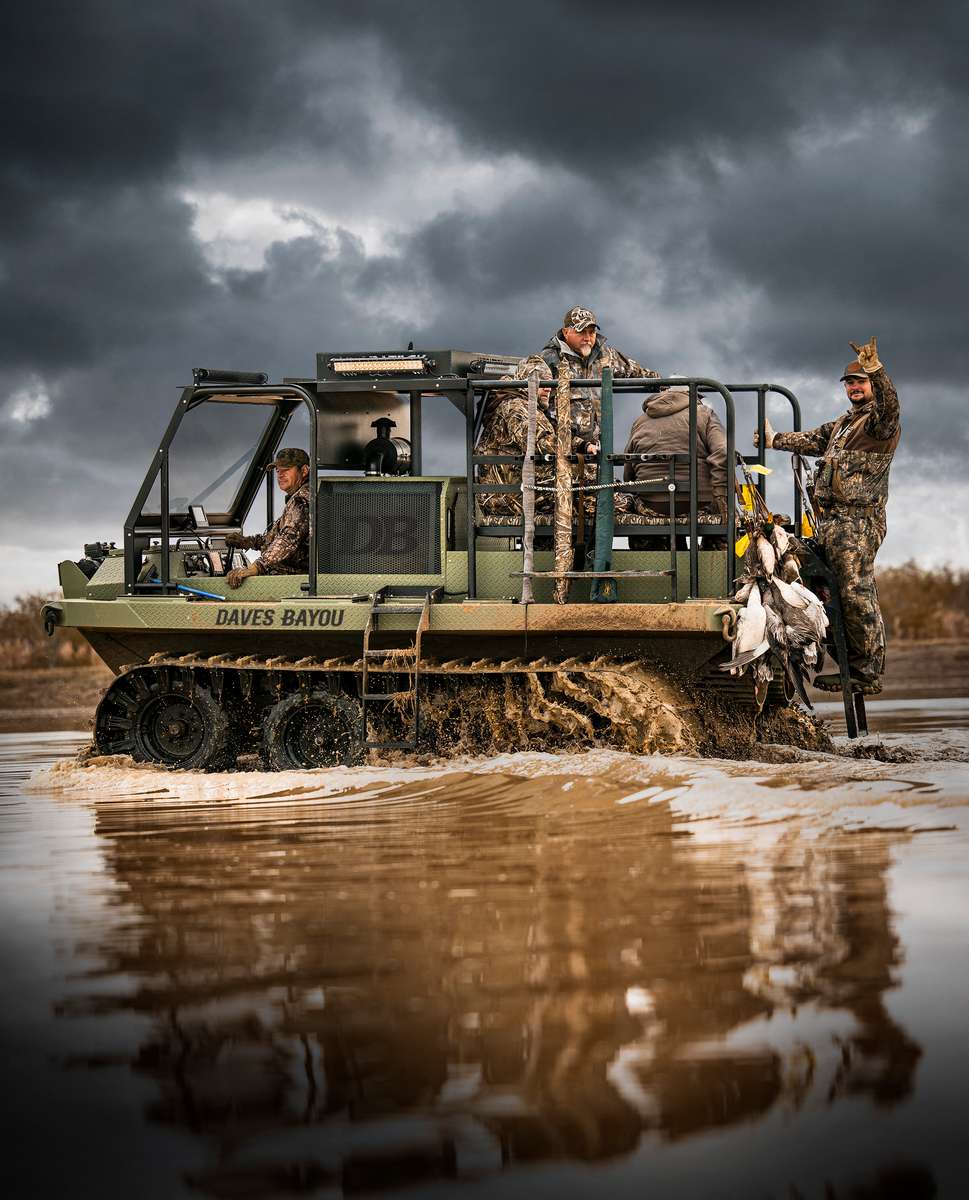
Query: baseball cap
xmin=840 ymin=361 xmax=867 ymax=381
xmin=562 ymin=306 xmax=599 ymax=332
xmin=267 ymin=447 xmax=309 ymax=470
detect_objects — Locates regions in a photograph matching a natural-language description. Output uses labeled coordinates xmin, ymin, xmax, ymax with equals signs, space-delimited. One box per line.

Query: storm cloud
xmin=2 ymin=0 xmax=967 ymax=597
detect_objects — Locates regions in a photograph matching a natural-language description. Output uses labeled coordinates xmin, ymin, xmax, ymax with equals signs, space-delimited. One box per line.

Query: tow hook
xmin=718 ymin=608 xmax=737 ymax=642
xmin=42 ymin=606 xmax=60 ymax=638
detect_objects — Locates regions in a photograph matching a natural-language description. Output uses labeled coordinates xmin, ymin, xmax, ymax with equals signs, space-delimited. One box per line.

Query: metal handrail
xmin=466 ymin=376 xmax=737 ymax=600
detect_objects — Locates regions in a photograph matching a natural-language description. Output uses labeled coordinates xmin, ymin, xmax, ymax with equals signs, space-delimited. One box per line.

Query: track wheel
xmin=95 ymin=669 xmax=236 ymax=770
xmin=263 ymin=689 xmax=361 ymax=770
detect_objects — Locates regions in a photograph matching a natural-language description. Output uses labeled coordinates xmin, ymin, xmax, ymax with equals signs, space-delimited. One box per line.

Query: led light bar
xmin=328 ymin=354 xmax=433 ymax=376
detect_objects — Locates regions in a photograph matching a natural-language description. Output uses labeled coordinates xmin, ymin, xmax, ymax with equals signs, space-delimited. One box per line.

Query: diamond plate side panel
xmin=472 ymin=549 xmax=728 ymax=603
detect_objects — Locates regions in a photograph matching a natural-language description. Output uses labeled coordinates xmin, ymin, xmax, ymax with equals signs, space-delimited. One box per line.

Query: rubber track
xmin=112 ymin=650 xmax=776 ymax=709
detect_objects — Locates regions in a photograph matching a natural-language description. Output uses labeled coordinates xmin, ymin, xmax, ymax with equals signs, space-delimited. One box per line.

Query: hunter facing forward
xmin=756 ymin=337 xmax=900 ymax=693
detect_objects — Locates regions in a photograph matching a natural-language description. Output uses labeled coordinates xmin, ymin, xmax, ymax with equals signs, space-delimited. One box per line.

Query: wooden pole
xmin=520 ymin=370 xmax=539 ymax=605
xmin=553 ymin=361 xmax=574 ymax=604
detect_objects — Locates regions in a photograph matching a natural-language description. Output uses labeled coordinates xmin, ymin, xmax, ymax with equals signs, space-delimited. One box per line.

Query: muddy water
xmin=2 ymin=713 xmax=969 ymax=1199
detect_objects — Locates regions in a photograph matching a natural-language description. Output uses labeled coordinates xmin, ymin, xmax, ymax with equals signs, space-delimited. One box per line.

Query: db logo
xmin=353 ymin=515 xmax=419 ymax=556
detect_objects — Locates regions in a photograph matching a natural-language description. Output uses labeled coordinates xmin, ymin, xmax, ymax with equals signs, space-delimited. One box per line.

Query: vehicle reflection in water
xmin=53 ymin=767 xmax=932 ymax=1196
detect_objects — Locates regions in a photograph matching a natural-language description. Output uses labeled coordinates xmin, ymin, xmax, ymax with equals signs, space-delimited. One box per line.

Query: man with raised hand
xmin=755 ymin=337 xmax=900 ymax=694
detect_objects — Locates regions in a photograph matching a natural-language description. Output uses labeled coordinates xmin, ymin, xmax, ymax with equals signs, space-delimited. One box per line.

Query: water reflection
xmin=50 ymin=769 xmax=929 ymax=1195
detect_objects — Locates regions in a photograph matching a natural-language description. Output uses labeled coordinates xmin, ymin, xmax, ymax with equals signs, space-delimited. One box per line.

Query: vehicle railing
xmin=708 ymin=383 xmax=803 ymax=531
xmin=466 ymin=376 xmax=737 ymax=600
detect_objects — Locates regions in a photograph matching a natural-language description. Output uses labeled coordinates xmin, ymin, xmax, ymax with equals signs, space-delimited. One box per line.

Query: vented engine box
xmin=316 ymin=477 xmax=466 ymax=578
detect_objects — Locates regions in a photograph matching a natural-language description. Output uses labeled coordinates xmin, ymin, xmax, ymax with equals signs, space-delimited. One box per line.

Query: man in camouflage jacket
xmin=756 ymin=337 xmax=900 ymax=692
xmin=225 ymin=447 xmax=312 ymax=588
xmin=476 ymin=306 xmax=659 ymax=523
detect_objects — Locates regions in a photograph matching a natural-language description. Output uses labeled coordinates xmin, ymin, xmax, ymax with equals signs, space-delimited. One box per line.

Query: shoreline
xmin=1 ymin=640 xmax=966 ymax=736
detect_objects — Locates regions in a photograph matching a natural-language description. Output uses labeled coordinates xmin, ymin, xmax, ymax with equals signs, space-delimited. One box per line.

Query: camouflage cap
xmin=267 ymin=447 xmax=309 ymax=470
xmin=562 ymin=306 xmax=599 ymax=332
xmin=840 ymin=360 xmax=867 ymax=380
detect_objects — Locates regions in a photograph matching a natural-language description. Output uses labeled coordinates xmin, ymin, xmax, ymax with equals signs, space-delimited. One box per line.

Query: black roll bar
xmin=710 ymin=383 xmax=804 ymax=533
xmin=123 ymin=382 xmax=320 ymax=596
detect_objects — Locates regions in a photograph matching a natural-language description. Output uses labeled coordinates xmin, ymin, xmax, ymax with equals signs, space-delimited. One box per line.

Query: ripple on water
xmin=5 ymin=721 xmax=969 ymax=1199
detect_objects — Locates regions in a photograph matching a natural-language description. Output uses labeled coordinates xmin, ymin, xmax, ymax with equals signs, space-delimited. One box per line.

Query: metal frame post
xmin=687 ymin=381 xmax=699 ymax=598
xmin=465 ymin=385 xmax=477 ymax=598
xmin=410 ymin=392 xmax=423 ymax=475
xmin=159 ymin=449 xmax=170 ymax=592
xmin=591 ymin=367 xmax=616 ymax=602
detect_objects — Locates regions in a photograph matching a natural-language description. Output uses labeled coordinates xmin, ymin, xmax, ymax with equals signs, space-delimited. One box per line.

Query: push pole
xmin=520 ymin=371 xmax=539 ymax=605
xmin=553 ymin=361 xmax=574 ymax=604
xmin=591 ymin=367 xmax=617 ymax=602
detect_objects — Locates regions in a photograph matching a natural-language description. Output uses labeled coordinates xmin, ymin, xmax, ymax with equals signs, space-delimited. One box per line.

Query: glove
xmin=753 ymin=417 xmax=776 ymax=449
xmin=225 ymin=532 xmax=257 ymax=549
xmin=849 ymin=336 xmax=882 ymax=374
xmin=226 ymin=564 xmax=259 ymax=589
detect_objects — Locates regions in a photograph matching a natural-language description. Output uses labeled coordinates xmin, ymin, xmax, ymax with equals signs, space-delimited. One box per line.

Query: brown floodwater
xmin=2 ymin=706 xmax=968 ymax=1199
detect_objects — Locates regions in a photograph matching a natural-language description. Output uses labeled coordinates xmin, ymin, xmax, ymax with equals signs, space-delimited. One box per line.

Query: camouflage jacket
xmin=624 ymin=387 xmax=727 ymax=509
xmin=476 ymin=333 xmax=659 ymax=519
xmin=773 ymin=368 xmax=900 ymax=510
xmin=253 ymin=482 xmax=311 ymax=574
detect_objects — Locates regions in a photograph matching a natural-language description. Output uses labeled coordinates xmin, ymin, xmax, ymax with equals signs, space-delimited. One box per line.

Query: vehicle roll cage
xmin=123 ymin=374 xmax=802 ymax=601
xmin=467 ymin=375 xmax=803 ymax=599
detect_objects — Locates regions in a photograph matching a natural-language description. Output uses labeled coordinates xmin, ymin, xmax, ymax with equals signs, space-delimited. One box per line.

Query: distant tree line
xmin=0 ymin=593 xmax=98 ymax=668
xmin=1 ymin=564 xmax=968 ymax=667
xmin=876 ymin=562 xmax=969 ymax=641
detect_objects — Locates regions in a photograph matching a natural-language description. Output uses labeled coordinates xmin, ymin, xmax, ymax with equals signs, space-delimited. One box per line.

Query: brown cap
xmin=840 ymin=361 xmax=867 ymax=381
xmin=267 ymin=447 xmax=309 ymax=470
xmin=562 ymin=305 xmax=599 ymax=332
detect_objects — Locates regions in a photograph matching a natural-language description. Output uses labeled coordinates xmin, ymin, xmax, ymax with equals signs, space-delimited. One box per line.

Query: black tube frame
xmin=123 ymin=383 xmax=319 ymax=596
xmin=120 ymin=369 xmax=805 ymax=608
xmin=466 ymin=376 xmax=737 ymax=600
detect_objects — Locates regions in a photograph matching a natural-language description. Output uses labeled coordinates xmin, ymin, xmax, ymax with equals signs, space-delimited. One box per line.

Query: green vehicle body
xmin=42 ymin=352 xmax=840 ymax=768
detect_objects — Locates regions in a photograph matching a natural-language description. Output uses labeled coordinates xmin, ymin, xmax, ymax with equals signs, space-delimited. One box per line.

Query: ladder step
xmin=371 ymin=605 xmax=425 ymax=614
xmin=365 ymin=649 xmax=417 ymax=660
xmin=512 ymin=569 xmax=673 ymax=579
xmin=362 ymin=691 xmax=416 ymax=701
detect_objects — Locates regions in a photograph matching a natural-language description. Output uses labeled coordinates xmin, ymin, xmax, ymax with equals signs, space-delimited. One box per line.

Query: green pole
xmin=591 ymin=367 xmax=617 ymax=602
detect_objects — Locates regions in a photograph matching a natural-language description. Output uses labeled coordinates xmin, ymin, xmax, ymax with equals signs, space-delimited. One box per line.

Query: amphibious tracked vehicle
xmin=42 ymin=349 xmax=867 ymax=769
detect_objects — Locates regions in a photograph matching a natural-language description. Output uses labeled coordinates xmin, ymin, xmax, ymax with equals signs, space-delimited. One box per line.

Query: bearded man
xmin=476 ymin=306 xmax=659 ymax=522
xmin=756 ymin=337 xmax=900 ymax=694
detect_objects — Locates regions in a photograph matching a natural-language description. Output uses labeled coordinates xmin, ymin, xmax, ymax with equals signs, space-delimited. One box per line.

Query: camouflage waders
xmin=816 ymin=505 xmax=887 ymax=681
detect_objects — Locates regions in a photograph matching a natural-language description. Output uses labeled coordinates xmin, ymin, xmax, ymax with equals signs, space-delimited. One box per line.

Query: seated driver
xmin=225 ymin=448 xmax=311 ymax=588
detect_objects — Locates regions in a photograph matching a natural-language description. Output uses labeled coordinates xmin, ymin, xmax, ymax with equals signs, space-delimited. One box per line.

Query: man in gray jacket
xmin=622 ymin=387 xmax=728 ymax=549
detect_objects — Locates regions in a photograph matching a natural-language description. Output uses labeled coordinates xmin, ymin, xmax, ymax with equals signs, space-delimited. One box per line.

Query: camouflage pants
xmin=818 ymin=505 xmax=887 ymax=681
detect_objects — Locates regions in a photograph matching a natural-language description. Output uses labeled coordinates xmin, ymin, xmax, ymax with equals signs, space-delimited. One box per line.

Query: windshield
xmin=137 ymin=400 xmax=279 ymax=524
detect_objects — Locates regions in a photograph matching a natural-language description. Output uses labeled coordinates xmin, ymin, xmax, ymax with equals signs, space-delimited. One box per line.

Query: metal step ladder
xmin=361 ymin=585 xmax=441 ymax=751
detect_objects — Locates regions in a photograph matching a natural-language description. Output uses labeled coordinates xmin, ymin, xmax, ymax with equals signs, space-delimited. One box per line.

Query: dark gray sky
xmin=3 ymin=0 xmax=967 ymax=598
